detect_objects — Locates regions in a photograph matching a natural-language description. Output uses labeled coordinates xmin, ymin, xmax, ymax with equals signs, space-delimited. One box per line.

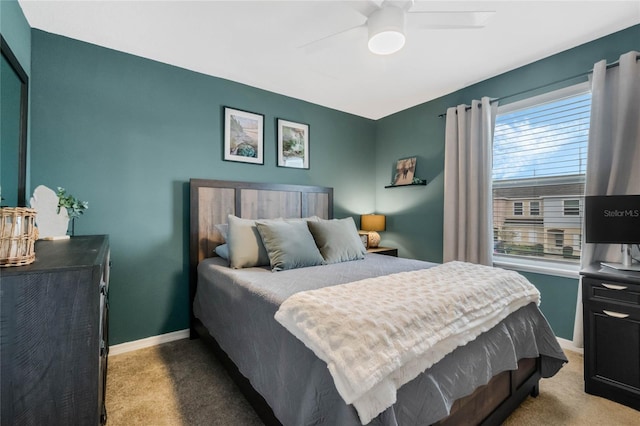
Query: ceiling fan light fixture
xmin=367 ymin=6 xmax=406 ymax=55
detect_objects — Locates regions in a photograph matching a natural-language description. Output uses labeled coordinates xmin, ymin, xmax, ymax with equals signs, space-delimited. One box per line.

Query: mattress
xmin=193 ymin=254 xmax=567 ymax=425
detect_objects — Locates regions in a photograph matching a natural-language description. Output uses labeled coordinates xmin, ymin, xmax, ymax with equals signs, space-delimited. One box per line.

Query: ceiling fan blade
xmin=409 ymin=11 xmax=496 ymax=29
xmin=298 ymin=25 xmax=367 ymax=55
xmin=351 ymin=0 xmax=384 ymax=18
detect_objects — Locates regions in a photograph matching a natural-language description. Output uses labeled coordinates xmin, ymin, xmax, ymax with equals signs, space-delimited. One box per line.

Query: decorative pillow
xmin=214 ymin=223 xmax=229 ymax=242
xmin=283 ymin=216 xmax=321 ymax=223
xmin=226 ymin=215 xmax=277 ymax=269
xmin=307 ymin=217 xmax=367 ymax=264
xmin=214 ymin=244 xmax=229 ymax=260
xmin=256 ymin=220 xmax=325 ymax=271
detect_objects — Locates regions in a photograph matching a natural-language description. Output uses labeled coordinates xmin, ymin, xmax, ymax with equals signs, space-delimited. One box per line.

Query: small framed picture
xmin=391 ymin=156 xmax=417 ymax=186
xmin=223 ymin=107 xmax=264 ymax=164
xmin=277 ymin=119 xmax=309 ymax=169
xmin=358 ymin=231 xmax=369 ymax=249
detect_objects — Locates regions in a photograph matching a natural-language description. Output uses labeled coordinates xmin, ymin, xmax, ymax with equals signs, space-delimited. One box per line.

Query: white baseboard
xmin=109 ymin=329 xmax=190 ymax=356
xmin=556 ymin=336 xmax=584 ymax=355
xmin=108 ymin=329 xmax=583 ymax=358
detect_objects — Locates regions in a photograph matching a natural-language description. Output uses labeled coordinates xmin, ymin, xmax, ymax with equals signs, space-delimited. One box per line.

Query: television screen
xmin=585 ymin=195 xmax=640 ymax=244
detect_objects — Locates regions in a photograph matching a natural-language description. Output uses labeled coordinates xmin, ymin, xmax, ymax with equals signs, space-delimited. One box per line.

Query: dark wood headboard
xmin=189 ymin=179 xmax=333 ymax=333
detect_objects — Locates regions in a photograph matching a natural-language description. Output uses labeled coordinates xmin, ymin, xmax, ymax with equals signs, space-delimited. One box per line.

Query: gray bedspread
xmin=194 ymin=254 xmax=567 ymax=426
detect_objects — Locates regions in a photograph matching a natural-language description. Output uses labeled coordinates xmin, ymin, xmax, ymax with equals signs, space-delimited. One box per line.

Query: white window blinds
xmin=492 ymin=85 xmax=591 ymax=263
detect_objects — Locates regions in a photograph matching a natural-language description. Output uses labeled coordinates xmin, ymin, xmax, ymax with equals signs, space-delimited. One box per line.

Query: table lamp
xmin=360 ymin=214 xmax=386 ymax=248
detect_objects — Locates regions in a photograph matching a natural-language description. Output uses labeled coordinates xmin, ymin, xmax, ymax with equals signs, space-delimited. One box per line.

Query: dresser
xmin=0 ymin=235 xmax=110 ymax=425
xmin=581 ymin=263 xmax=640 ymax=410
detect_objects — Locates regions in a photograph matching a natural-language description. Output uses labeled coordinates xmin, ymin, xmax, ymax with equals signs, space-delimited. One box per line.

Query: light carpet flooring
xmin=106 ymin=338 xmax=640 ymax=425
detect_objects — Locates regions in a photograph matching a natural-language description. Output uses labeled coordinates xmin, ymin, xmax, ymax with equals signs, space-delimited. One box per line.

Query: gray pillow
xmin=227 ymin=215 xmax=277 ymax=269
xmin=307 ymin=217 xmax=367 ymax=264
xmin=287 ymin=216 xmax=321 ymax=223
xmin=214 ymin=223 xmax=229 ymax=241
xmin=256 ymin=220 xmax=325 ymax=271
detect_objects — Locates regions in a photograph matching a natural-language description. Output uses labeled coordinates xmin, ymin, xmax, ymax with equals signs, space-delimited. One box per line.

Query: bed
xmin=189 ymin=178 xmax=567 ymax=425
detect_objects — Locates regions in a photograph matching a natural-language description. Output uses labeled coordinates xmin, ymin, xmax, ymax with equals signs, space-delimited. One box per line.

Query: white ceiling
xmin=18 ymin=1 xmax=640 ymax=120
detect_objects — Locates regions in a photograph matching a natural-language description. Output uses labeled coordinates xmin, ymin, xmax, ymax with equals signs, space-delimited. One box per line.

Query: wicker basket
xmin=0 ymin=207 xmax=37 ymax=267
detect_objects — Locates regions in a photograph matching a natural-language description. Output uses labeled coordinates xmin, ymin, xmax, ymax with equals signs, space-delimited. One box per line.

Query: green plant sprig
xmin=56 ymin=187 xmax=89 ymax=219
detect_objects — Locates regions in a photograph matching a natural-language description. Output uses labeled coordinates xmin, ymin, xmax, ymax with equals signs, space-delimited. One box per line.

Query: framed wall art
xmin=386 ymin=156 xmax=427 ymax=188
xmin=277 ymin=119 xmax=309 ymax=169
xmin=223 ymin=107 xmax=264 ymax=164
xmin=391 ymin=156 xmax=417 ymax=186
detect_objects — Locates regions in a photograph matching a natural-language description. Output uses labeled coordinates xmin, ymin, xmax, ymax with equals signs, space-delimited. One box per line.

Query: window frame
xmin=563 ymin=199 xmax=580 ymax=216
xmin=492 ymin=82 xmax=590 ymax=279
xmin=513 ymin=201 xmax=524 ymax=216
xmin=530 ymin=201 xmax=540 ymax=216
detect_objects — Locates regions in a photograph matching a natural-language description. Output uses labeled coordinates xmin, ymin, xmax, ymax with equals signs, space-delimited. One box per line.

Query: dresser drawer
xmin=585 ymin=300 xmax=640 ymax=322
xmin=583 ymin=277 xmax=640 ymax=305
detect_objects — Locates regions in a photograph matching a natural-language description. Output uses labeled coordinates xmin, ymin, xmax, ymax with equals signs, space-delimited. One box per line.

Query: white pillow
xmin=226 ymin=215 xmax=280 ymax=269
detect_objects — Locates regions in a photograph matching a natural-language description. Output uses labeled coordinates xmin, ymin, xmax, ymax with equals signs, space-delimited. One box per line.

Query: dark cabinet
xmin=366 ymin=246 xmax=398 ymax=257
xmin=581 ymin=264 xmax=640 ymax=410
xmin=0 ymin=235 xmax=110 ymax=425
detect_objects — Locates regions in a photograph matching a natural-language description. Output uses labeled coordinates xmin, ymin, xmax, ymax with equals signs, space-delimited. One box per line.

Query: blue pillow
xmin=214 ymin=244 xmax=229 ymax=260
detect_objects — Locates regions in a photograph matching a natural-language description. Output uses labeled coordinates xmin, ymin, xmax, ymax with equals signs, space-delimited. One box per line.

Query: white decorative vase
xmin=30 ymin=185 xmax=70 ymax=239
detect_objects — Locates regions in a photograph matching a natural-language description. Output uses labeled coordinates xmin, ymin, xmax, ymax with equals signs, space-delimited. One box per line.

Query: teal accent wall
xmin=375 ymin=24 xmax=639 ymax=339
xmin=519 ymin=272 xmax=579 ymax=340
xmin=0 ymin=0 xmax=31 ymax=75
xmin=30 ymin=30 xmax=376 ymax=344
xmin=27 ymin=22 xmax=639 ymax=344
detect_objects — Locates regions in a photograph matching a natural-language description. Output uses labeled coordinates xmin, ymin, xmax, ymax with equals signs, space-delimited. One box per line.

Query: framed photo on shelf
xmin=391 ymin=156 xmax=417 ymax=186
xmin=277 ymin=119 xmax=309 ymax=169
xmin=223 ymin=107 xmax=264 ymax=164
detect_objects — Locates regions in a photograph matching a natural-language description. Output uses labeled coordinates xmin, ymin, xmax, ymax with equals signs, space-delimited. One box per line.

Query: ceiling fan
xmin=300 ymin=0 xmax=495 ymax=55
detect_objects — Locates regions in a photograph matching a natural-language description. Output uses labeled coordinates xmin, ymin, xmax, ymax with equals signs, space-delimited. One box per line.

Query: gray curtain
xmin=443 ymin=97 xmax=497 ymax=265
xmin=573 ymin=50 xmax=640 ymax=347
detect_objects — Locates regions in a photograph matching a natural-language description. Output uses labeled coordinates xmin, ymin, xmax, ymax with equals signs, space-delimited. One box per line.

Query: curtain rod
xmin=436 ymin=53 xmax=639 ymax=118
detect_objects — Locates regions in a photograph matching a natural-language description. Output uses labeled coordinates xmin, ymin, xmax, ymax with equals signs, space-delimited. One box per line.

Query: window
xmin=530 ymin=201 xmax=540 ymax=216
xmin=492 ymin=83 xmax=590 ymax=266
xmin=551 ymin=230 xmax=565 ymax=248
xmin=513 ymin=202 xmax=523 ymax=215
xmin=564 ymin=199 xmax=580 ymax=215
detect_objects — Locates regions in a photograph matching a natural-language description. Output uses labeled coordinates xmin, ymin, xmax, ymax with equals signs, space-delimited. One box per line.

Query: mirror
xmin=1 ymin=35 xmax=28 ymax=207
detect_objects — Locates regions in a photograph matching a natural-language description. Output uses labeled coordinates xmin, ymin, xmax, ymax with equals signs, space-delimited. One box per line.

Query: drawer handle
xmin=603 ymin=310 xmax=630 ymax=319
xmin=601 ymin=283 xmax=628 ymax=290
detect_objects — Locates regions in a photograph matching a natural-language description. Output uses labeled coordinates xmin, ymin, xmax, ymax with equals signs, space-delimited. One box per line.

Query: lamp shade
xmin=361 ymin=214 xmax=386 ymax=232
xmin=367 ymin=6 xmax=406 ymax=55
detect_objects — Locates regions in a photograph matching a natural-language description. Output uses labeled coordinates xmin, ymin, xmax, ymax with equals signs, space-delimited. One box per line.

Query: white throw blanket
xmin=274 ymin=261 xmax=541 ymax=424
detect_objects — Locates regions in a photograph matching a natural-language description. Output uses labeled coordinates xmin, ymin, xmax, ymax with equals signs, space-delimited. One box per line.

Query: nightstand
xmin=367 ymin=246 xmax=398 ymax=257
xmin=581 ymin=263 xmax=640 ymax=411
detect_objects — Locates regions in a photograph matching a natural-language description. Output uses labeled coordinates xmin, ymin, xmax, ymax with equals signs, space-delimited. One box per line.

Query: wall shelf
xmin=385 ymin=180 xmax=427 ymax=188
